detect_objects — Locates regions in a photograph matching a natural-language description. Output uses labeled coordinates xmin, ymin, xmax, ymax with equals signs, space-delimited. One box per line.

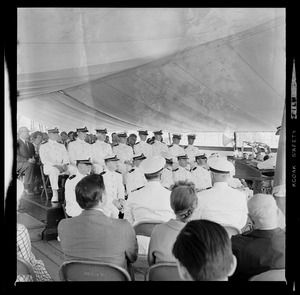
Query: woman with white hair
xmin=230 ymin=193 xmax=285 ymax=281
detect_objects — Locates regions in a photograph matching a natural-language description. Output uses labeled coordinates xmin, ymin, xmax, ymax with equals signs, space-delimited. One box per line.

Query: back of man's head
xmin=247 ymin=194 xmax=278 ymax=229
xmin=172 ymin=219 xmax=236 ymax=281
xmin=75 ymin=174 xmax=105 ymax=209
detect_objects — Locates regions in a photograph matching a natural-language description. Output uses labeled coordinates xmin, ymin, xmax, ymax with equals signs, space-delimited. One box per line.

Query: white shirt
xmin=191 ymin=182 xmax=248 ymax=229
xmin=172 ymin=166 xmax=193 ymax=183
xmin=67 ymin=138 xmax=92 ymax=165
xmin=91 ymin=140 xmax=113 ymax=166
xmin=161 ymin=167 xmax=174 ymax=189
xmin=151 ymin=140 xmax=169 ymax=157
xmin=168 ymin=144 xmax=185 ymax=163
xmin=64 ymin=172 xmax=85 ymax=217
xmin=184 ymin=145 xmax=199 ymax=166
xmin=39 ymin=139 xmax=70 ymax=166
xmin=133 ymin=140 xmax=153 ymax=158
xmin=113 ymin=143 xmax=134 ymax=163
xmin=101 ymin=169 xmax=125 ymax=218
xmin=125 ymin=166 xmax=147 ymax=195
xmin=191 ymin=165 xmax=212 ymax=191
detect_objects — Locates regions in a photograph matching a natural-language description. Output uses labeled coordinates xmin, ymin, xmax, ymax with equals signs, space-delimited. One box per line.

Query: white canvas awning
xmin=17 ymin=8 xmax=286 ymax=133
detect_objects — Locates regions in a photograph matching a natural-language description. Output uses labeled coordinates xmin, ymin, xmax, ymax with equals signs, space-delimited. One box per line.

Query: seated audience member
xmin=59 ymin=131 xmax=68 ymax=148
xmin=58 ymin=174 xmax=138 ymax=271
xmin=66 ymin=131 xmax=75 ymax=146
xmin=111 ymin=132 xmax=119 ymax=147
xmin=16 ymin=184 xmax=52 ymax=282
xmin=31 ymin=131 xmax=43 ymax=160
xmin=64 ymin=159 xmax=93 ymax=217
xmin=148 ymin=181 xmax=198 ymax=266
xmin=101 ymin=154 xmax=125 ymax=219
xmin=134 ymin=130 xmax=153 ymax=158
xmin=230 ymin=194 xmax=285 ymax=281
xmin=124 ymin=155 xmax=175 ymax=254
xmin=17 ymin=126 xmax=39 ymax=195
xmin=125 ymin=153 xmax=147 ymax=196
xmin=172 ymin=219 xmax=237 ymax=281
xmin=39 ymin=127 xmax=76 ymax=202
xmin=160 ymin=152 xmax=175 ymax=189
xmin=127 ymin=133 xmax=137 ymax=148
xmin=191 ymin=157 xmax=248 ymax=230
xmin=191 ymin=152 xmax=212 ymax=192
xmin=172 ymin=153 xmax=193 ymax=183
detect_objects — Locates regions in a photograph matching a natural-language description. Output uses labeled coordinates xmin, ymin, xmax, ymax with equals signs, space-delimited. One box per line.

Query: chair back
xmin=145 ymin=263 xmax=183 ymax=281
xmin=133 ymin=220 xmax=165 ymax=237
xmin=59 ymin=260 xmax=132 ymax=281
xmin=221 ymin=224 xmax=242 ymax=238
xmin=17 ymin=256 xmax=37 ymax=281
xmin=249 ymin=269 xmax=285 ymax=281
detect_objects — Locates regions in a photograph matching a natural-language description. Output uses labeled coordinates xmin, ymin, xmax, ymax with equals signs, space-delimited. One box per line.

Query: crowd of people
xmin=16 ymin=126 xmax=285 ymax=282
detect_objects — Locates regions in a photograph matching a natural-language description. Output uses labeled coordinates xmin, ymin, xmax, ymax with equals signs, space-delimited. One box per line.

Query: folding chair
xmin=133 ymin=220 xmax=165 ymax=237
xmin=221 ymin=224 xmax=242 ymax=238
xmin=58 ymin=260 xmax=132 ymax=281
xmin=144 ymin=262 xmax=183 ymax=281
xmin=17 ymin=256 xmax=37 ymax=281
xmin=249 ymin=269 xmax=285 ymax=281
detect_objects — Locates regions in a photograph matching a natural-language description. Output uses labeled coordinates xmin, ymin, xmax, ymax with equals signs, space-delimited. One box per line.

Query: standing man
xmin=113 ymin=132 xmax=134 ymax=181
xmin=191 ymin=152 xmax=212 ymax=192
xmin=134 ymin=130 xmax=153 ymax=158
xmin=124 ymin=153 xmax=147 ymax=197
xmin=168 ymin=133 xmax=185 ymax=166
xmin=184 ymin=134 xmax=199 ymax=169
xmin=67 ymin=127 xmax=93 ymax=172
xmin=151 ymin=130 xmax=169 ymax=157
xmin=91 ymin=128 xmax=113 ymax=174
xmin=64 ymin=159 xmax=93 ymax=217
xmin=39 ymin=127 xmax=75 ymax=202
xmin=160 ymin=152 xmax=174 ymax=190
xmin=173 ymin=153 xmax=193 ymax=183
xmin=17 ymin=126 xmax=39 ymax=195
xmin=101 ymin=154 xmax=126 ymax=219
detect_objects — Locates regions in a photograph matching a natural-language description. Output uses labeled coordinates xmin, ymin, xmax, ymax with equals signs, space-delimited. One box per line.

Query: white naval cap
xmin=139 ymin=155 xmax=166 ymax=174
xmin=208 ymin=157 xmax=234 ymax=174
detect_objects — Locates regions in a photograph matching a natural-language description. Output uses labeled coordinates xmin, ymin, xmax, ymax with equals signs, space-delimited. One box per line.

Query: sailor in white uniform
xmin=101 ymin=154 xmax=126 ymax=219
xmin=64 ymin=159 xmax=93 ymax=217
xmin=125 ymin=153 xmax=147 ymax=197
xmin=184 ymin=134 xmax=199 ymax=169
xmin=67 ymin=127 xmax=93 ymax=171
xmin=168 ymin=133 xmax=185 ymax=166
xmin=150 ymin=130 xmax=169 ymax=157
xmin=191 ymin=157 xmax=248 ymax=230
xmin=191 ymin=152 xmax=212 ymax=192
xmin=112 ymin=132 xmax=134 ymax=182
xmin=124 ymin=155 xmax=175 ymax=254
xmin=160 ymin=151 xmax=175 ymax=189
xmin=39 ymin=127 xmax=76 ymax=202
xmin=91 ymin=128 xmax=113 ymax=174
xmin=133 ymin=130 xmax=153 ymax=158
xmin=172 ymin=153 xmax=193 ymax=183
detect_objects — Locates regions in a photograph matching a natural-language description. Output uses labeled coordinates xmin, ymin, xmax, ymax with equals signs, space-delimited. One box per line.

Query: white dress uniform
xmin=191 ymin=182 xmax=248 ymax=230
xmin=68 ymin=138 xmax=92 ymax=166
xmin=112 ymin=143 xmax=134 ymax=179
xmin=191 ymin=165 xmax=212 ymax=191
xmin=101 ymin=169 xmax=125 ymax=219
xmin=64 ymin=171 xmax=85 ymax=217
xmin=168 ymin=144 xmax=185 ymax=164
xmin=125 ymin=167 xmax=147 ymax=196
xmin=133 ymin=141 xmax=153 ymax=158
xmin=151 ymin=140 xmax=169 ymax=157
xmin=39 ymin=139 xmax=75 ymax=190
xmin=185 ymin=145 xmax=199 ymax=169
xmin=172 ymin=166 xmax=193 ymax=183
xmin=161 ymin=167 xmax=174 ymax=189
xmin=91 ymin=140 xmax=113 ymax=173
xmin=124 ymin=181 xmax=175 ymax=254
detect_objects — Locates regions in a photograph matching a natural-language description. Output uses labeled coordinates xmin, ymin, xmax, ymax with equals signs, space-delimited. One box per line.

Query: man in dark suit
xmin=17 ymin=126 xmax=39 ymax=195
xmin=58 ymin=173 xmax=138 ymax=275
xmin=230 ymin=193 xmax=285 ymax=281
